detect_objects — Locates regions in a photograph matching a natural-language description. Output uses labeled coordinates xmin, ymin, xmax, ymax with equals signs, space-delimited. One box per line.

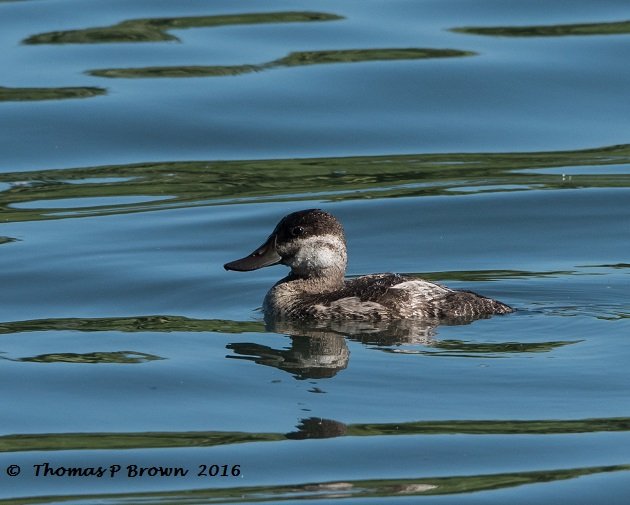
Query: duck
xmin=224 ymin=209 xmax=513 ymax=321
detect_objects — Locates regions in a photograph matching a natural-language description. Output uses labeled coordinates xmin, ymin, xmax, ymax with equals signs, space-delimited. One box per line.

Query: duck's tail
xmin=440 ymin=290 xmax=514 ymax=319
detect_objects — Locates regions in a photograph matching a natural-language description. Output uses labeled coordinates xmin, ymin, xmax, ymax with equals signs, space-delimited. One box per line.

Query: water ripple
xmin=1 ymin=143 xmax=629 ymax=223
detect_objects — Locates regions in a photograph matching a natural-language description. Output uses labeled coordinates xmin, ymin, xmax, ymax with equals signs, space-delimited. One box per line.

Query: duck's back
xmin=391 ymin=278 xmax=513 ymax=320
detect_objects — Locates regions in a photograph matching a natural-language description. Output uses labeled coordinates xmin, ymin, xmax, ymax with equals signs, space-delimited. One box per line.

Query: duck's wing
xmin=359 ymin=275 xmax=452 ymax=318
xmin=304 ymin=274 xmax=511 ymax=321
xmin=346 ymin=275 xmax=513 ymax=320
xmin=307 ymin=274 xmax=448 ymax=320
xmin=391 ymin=279 xmax=513 ymax=319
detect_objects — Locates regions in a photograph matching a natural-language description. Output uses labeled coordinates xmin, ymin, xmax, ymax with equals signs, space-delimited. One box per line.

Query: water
xmin=1 ymin=0 xmax=630 ymax=503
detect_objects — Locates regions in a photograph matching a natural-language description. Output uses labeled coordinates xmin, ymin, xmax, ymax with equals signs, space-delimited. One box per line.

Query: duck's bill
xmin=224 ymin=236 xmax=282 ymax=272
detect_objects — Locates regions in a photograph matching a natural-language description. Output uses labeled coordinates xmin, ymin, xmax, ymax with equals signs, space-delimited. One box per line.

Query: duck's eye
xmin=291 ymin=226 xmax=305 ymax=237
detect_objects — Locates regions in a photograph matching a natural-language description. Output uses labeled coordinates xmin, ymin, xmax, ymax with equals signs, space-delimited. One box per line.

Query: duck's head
xmin=224 ymin=209 xmax=347 ymax=280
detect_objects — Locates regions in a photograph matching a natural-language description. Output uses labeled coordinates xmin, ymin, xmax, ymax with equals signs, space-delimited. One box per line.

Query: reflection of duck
xmin=227 ymin=319 xmax=437 ymax=379
xmin=227 ymin=333 xmax=349 ymax=379
xmin=225 ymin=209 xmax=513 ymax=321
xmin=286 ymin=417 xmax=347 ymax=439
xmin=268 ymin=319 xmax=437 ymax=346
xmin=227 ymin=317 xmax=579 ymax=379
xmin=226 ymin=319 xmax=437 ymax=380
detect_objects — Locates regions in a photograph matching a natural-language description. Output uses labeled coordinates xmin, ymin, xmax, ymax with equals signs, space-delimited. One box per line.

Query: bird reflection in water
xmin=227 ymin=318 xmax=439 ymax=380
xmin=226 ymin=313 xmax=576 ymax=379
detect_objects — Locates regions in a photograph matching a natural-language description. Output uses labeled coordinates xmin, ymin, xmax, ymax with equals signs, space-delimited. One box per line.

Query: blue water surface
xmin=1 ymin=0 xmax=630 ymax=503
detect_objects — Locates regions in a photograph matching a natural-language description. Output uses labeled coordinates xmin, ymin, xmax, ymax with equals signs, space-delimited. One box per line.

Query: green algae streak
xmin=23 ymin=12 xmax=343 ymax=44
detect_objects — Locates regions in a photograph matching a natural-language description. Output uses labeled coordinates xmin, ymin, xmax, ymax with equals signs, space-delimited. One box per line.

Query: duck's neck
xmin=285 ymin=267 xmax=345 ymax=293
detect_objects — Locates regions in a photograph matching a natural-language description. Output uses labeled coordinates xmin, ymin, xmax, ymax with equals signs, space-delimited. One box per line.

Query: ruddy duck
xmin=224 ymin=209 xmax=513 ymax=321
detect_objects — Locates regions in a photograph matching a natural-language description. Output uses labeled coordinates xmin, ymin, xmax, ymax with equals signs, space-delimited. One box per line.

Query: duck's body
xmin=224 ymin=209 xmax=513 ymax=322
xmin=264 ymin=273 xmax=512 ymax=321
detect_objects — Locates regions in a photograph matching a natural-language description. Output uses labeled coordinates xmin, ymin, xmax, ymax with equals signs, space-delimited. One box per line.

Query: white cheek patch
xmin=291 ymin=235 xmax=345 ymax=272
